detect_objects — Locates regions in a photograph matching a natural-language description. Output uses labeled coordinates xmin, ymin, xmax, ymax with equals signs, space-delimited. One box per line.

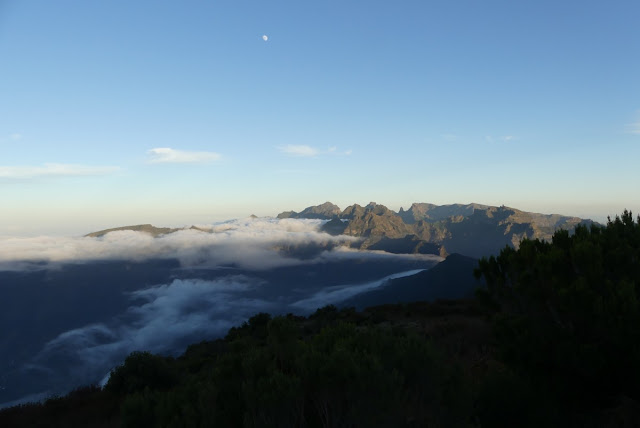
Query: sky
xmin=1 ymin=0 xmax=639 ymax=235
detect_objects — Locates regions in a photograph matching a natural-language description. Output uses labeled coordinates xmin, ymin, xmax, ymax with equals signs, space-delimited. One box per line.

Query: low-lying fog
xmin=0 ymin=218 xmax=441 ymax=408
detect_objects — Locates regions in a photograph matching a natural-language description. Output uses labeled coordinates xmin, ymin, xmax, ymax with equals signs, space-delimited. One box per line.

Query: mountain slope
xmin=343 ymin=253 xmax=482 ymax=309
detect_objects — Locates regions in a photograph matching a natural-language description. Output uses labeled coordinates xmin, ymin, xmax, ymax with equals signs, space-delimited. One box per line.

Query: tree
xmin=475 ymin=211 xmax=640 ymax=423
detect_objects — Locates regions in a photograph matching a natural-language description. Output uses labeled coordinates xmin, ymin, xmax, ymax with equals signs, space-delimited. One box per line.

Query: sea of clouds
xmin=0 ymin=218 xmax=358 ymax=271
xmin=0 ymin=217 xmax=442 ymax=408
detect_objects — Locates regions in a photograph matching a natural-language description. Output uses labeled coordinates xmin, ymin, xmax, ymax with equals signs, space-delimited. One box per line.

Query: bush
xmin=106 ymin=351 xmax=178 ymax=395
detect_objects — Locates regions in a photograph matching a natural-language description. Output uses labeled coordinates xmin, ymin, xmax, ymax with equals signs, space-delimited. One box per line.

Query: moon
xmin=262 ymin=35 xmax=268 ymax=42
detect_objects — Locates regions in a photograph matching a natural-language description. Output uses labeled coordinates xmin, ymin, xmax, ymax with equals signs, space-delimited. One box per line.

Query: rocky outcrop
xmin=276 ymin=202 xmax=342 ymax=220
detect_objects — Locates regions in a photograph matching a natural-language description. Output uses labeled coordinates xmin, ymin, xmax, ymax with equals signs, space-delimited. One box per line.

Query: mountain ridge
xmin=278 ymin=201 xmax=594 ymax=258
xmin=85 ymin=202 xmax=595 ymax=259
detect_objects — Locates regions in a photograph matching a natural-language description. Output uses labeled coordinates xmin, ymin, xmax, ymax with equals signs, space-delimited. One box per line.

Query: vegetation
xmin=475 ymin=210 xmax=640 ymax=426
xmin=2 ymin=211 xmax=639 ymax=427
xmin=0 ymin=301 xmax=487 ymax=427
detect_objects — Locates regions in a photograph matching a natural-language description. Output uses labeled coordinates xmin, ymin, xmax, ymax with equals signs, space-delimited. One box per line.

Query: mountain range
xmin=88 ymin=201 xmax=593 ymax=260
xmin=278 ymin=201 xmax=594 ymax=258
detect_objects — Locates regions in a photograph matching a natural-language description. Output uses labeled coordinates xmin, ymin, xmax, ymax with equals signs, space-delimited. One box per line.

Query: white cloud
xmin=147 ymin=147 xmax=221 ymax=164
xmin=291 ymin=268 xmax=426 ymax=310
xmin=0 ymin=218 xmax=359 ymax=271
xmin=0 ymin=163 xmax=119 ymax=179
xmin=262 ymin=35 xmax=268 ymax=41
xmin=26 ymin=276 xmax=273 ymax=401
xmin=277 ymin=145 xmax=352 ymax=157
xmin=277 ymin=144 xmax=319 ymax=157
xmin=40 ymin=276 xmax=267 ymax=360
xmin=627 ymin=119 xmax=640 ymax=134
xmin=9 ymin=133 xmax=23 ymax=140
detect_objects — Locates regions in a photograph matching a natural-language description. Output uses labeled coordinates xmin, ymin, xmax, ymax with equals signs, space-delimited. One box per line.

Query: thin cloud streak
xmin=291 ymin=268 xmax=425 ymax=311
xmin=277 ymin=144 xmax=319 ymax=157
xmin=147 ymin=147 xmax=221 ymax=164
xmin=0 ymin=163 xmax=119 ymax=179
xmin=277 ymin=145 xmax=353 ymax=157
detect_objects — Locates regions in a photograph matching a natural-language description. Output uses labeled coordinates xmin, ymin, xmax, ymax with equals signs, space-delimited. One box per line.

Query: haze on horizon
xmin=1 ymin=0 xmax=639 ymax=236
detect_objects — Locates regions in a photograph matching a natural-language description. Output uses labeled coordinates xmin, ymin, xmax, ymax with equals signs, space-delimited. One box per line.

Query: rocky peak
xmin=276 ymin=202 xmax=341 ymax=220
xmin=341 ymin=204 xmax=365 ymax=219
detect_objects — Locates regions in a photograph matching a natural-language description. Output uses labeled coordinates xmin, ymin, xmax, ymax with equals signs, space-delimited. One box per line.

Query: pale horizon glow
xmin=0 ymin=163 xmax=120 ymax=179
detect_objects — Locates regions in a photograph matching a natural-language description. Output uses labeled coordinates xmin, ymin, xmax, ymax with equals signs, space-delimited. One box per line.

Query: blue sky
xmin=1 ymin=0 xmax=639 ymax=235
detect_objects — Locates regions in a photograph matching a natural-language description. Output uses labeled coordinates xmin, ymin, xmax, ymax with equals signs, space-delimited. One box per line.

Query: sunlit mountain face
xmin=0 ymin=217 xmax=441 ymax=407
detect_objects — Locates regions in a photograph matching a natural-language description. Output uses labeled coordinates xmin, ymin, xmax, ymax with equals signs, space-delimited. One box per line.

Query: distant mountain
xmin=343 ymin=253 xmax=482 ymax=309
xmin=85 ymin=224 xmax=179 ymax=238
xmin=277 ymin=201 xmax=342 ymax=220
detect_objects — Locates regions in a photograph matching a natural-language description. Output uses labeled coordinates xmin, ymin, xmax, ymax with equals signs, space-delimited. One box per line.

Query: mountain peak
xmin=276 ymin=202 xmax=341 ymax=220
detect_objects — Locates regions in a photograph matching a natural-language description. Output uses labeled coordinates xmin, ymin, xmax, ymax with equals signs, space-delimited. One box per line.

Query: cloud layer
xmin=277 ymin=144 xmax=319 ymax=157
xmin=0 ymin=218 xmax=357 ymax=271
xmin=147 ymin=147 xmax=221 ymax=163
